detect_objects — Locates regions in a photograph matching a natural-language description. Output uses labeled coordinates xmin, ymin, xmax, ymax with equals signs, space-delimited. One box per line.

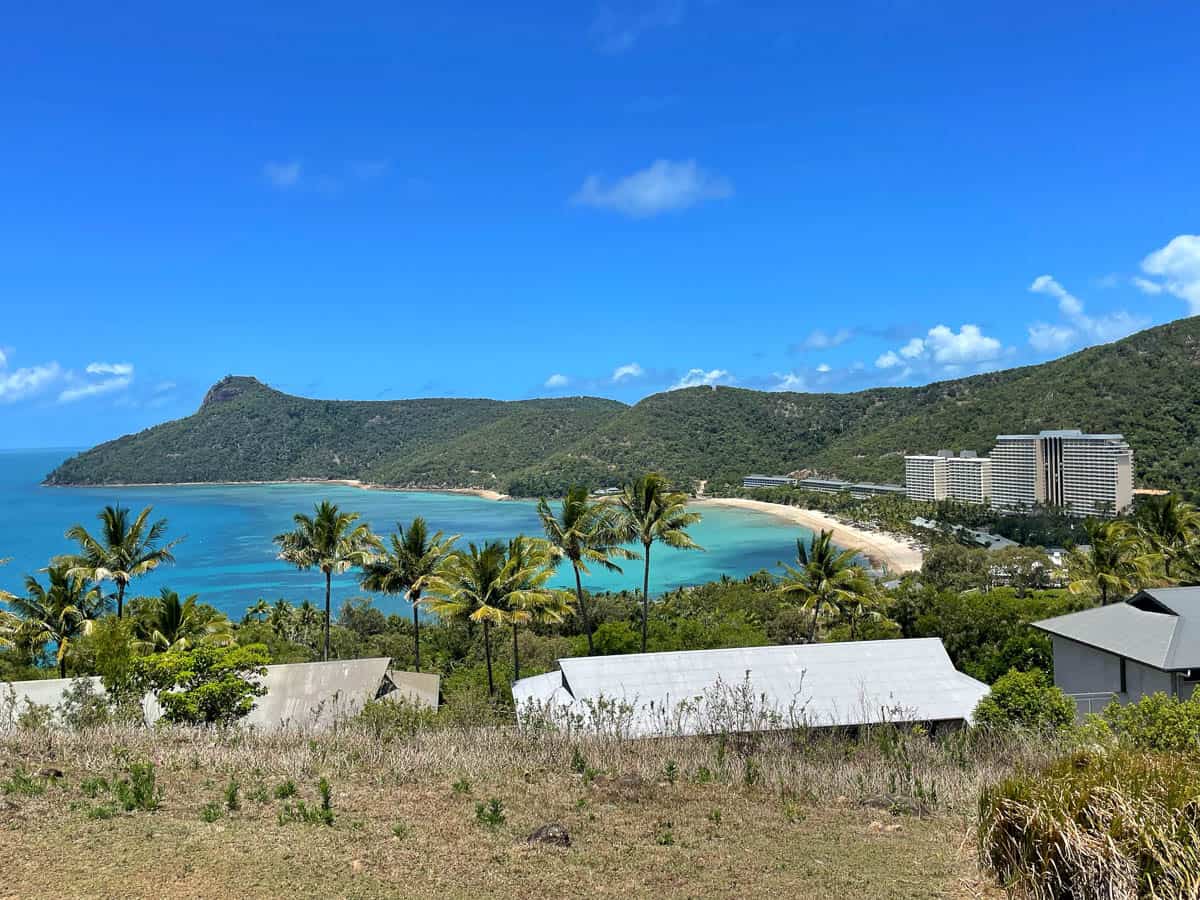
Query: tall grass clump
xmin=979 ymin=748 xmax=1200 ymax=899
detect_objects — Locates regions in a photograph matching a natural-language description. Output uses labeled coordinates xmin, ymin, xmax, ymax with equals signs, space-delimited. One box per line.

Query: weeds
xmin=2 ymin=768 xmax=47 ymax=797
xmin=114 ymin=761 xmax=161 ymax=812
xmin=654 ymin=820 xmax=675 ymax=846
xmin=279 ymin=777 xmax=334 ymax=827
xmin=452 ymin=777 xmax=471 ymax=795
xmin=391 ymin=821 xmax=409 ymax=839
xmin=201 ymin=801 xmax=223 ymax=823
xmin=223 ymin=777 xmax=241 ymax=812
xmin=663 ymin=760 xmax=679 ymax=784
xmin=273 ymin=778 xmax=297 ymax=800
xmin=474 ymin=797 xmax=505 ymax=828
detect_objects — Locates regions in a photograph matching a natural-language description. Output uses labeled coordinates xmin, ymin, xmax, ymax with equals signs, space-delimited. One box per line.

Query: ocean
xmin=0 ymin=449 xmax=810 ymax=619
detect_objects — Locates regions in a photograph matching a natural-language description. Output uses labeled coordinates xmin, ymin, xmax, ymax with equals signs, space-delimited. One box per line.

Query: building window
xmin=1120 ymin=657 xmax=1127 ymax=694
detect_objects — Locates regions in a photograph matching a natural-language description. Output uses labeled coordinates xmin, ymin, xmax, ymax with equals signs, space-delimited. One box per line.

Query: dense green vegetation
xmin=45 ymin=316 xmax=1200 ymax=496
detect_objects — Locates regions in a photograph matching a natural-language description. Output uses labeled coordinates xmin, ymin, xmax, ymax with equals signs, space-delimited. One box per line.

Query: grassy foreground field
xmin=0 ymin=722 xmax=1040 ymax=899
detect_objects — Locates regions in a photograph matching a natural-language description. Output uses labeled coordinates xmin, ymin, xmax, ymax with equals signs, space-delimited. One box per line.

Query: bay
xmin=0 ymin=449 xmax=810 ymax=619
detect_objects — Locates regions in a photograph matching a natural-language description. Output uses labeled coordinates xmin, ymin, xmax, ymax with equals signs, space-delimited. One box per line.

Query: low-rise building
xmin=742 ymin=474 xmax=798 ymax=489
xmin=1034 ymin=587 xmax=1200 ymax=717
xmin=512 ymin=639 xmax=989 ymax=737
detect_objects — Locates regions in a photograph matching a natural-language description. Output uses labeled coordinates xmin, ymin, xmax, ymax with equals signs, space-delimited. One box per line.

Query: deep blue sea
xmin=0 ymin=450 xmax=810 ymax=619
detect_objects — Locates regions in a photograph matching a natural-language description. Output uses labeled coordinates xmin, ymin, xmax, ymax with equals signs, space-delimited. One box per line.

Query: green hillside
xmin=46 ymin=317 xmax=1200 ymax=496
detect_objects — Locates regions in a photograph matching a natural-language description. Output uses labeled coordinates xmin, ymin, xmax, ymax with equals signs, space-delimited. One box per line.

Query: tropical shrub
xmin=979 ymin=749 xmax=1200 ymax=898
xmin=973 ymin=669 xmax=1074 ymax=731
xmin=106 ymin=644 xmax=269 ymax=725
xmin=1103 ymin=692 xmax=1200 ymax=753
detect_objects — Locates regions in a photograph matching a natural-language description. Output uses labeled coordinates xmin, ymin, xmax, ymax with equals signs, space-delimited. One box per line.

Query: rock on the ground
xmin=527 ymin=823 xmax=571 ymax=847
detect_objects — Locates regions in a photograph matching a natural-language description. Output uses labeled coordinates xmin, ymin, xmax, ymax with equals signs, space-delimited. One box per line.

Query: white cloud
xmin=800 ymin=328 xmax=854 ymax=351
xmin=670 ymin=368 xmax=733 ymax=390
xmin=1027 ymin=322 xmax=1076 ymax=352
xmin=1030 ymin=274 xmax=1083 ymax=317
xmin=1141 ymin=235 xmax=1200 ymax=313
xmin=612 ymin=362 xmax=644 ymax=382
xmin=58 ymin=376 xmax=133 ymax=404
xmin=264 ymin=161 xmax=302 ymax=188
xmin=0 ymin=348 xmax=7 ymax=368
xmin=899 ymin=338 xmax=925 ymax=359
xmin=771 ymin=372 xmax=806 ymax=391
xmin=572 ymin=159 xmax=732 ymax=218
xmin=153 ymin=381 xmax=177 ymax=394
xmin=875 ymin=351 xmax=902 ymax=369
xmin=924 ymin=324 xmax=1003 ymax=365
xmin=1131 ymin=276 xmax=1164 ymax=295
xmin=86 ymin=361 xmax=134 ymax=376
xmin=1028 ymin=275 xmax=1147 ymax=349
xmin=0 ymin=361 xmax=62 ymax=403
xmin=544 ymin=373 xmax=569 ymax=388
xmin=591 ymin=0 xmax=685 ymax=54
xmin=815 ymin=363 xmax=831 ymax=373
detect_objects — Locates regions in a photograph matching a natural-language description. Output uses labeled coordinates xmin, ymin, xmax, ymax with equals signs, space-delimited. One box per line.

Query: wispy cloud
xmin=1028 ymin=275 xmax=1146 ymax=350
xmin=0 ymin=360 xmax=62 ymax=403
xmin=796 ymin=328 xmax=854 ymax=351
xmin=770 ymin=371 xmax=806 ymax=392
xmin=572 ymin=159 xmax=732 ymax=218
xmin=1140 ymin=235 xmax=1200 ymax=313
xmin=263 ymin=160 xmax=302 ymax=189
xmin=591 ymin=0 xmax=685 ymax=54
xmin=58 ymin=375 xmax=133 ymax=404
xmin=544 ymin=373 xmax=569 ymax=388
xmin=669 ymin=367 xmax=733 ymax=390
xmin=86 ymin=361 xmax=133 ymax=376
xmin=612 ymin=362 xmax=645 ymax=382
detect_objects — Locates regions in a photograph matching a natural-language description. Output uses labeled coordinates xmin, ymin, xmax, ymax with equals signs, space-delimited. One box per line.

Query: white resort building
xmin=906 ymin=429 xmax=1133 ymax=517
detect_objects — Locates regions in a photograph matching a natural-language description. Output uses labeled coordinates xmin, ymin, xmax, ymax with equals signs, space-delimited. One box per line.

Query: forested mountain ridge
xmin=46 ymin=317 xmax=1200 ymax=496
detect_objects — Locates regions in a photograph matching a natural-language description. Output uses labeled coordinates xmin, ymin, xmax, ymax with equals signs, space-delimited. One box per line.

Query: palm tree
xmin=9 ymin=564 xmax=106 ymax=677
xmin=274 ymin=501 xmax=382 ymax=661
xmin=132 ymin=588 xmax=233 ymax=653
xmin=1067 ymin=519 xmax=1154 ymax=605
xmin=777 ymin=530 xmax=873 ymax=643
xmin=536 ymin=486 xmax=636 ymax=655
xmin=360 ymin=517 xmax=459 ymax=671
xmin=62 ymin=505 xmax=181 ymax=618
xmin=501 ymin=536 xmax=573 ymax=681
xmin=424 ymin=541 xmax=509 ymax=696
xmin=617 ymin=473 xmax=703 ymax=652
xmin=0 ymin=557 xmax=17 ymax=648
xmin=1134 ymin=494 xmax=1200 ymax=580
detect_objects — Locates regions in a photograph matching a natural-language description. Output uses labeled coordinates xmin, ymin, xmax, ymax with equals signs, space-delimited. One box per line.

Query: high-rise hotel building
xmin=907 ymin=430 xmax=1133 ymax=517
xmin=990 ymin=430 xmax=1133 ymax=516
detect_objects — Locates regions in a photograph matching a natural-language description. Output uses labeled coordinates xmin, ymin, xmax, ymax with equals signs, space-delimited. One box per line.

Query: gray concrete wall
xmin=1125 ymin=658 xmax=1172 ymax=701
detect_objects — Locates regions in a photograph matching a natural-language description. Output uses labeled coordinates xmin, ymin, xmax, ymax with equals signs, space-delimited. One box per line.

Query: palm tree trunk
xmin=512 ymin=622 xmax=520 ymax=682
xmin=483 ymin=621 xmax=494 ymax=697
xmin=323 ymin=570 xmax=332 ymax=661
xmin=641 ymin=542 xmax=652 ymax=653
xmin=808 ymin=598 xmax=823 ymax=643
xmin=117 ymin=581 xmax=127 ymax=619
xmin=574 ymin=565 xmax=593 ymax=656
xmin=411 ymin=592 xmax=421 ymax=672
xmin=59 ymin=653 xmax=67 ymax=679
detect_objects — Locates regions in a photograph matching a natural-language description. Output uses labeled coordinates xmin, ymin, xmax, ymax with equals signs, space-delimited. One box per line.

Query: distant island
xmin=46 ymin=316 xmax=1200 ymax=498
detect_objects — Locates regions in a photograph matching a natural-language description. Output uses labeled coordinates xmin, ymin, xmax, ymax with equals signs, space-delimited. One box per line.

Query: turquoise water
xmin=0 ymin=450 xmax=810 ymax=619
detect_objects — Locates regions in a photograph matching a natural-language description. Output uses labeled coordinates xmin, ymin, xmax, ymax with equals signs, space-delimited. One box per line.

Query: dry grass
xmin=0 ymin=722 xmax=1047 ymax=898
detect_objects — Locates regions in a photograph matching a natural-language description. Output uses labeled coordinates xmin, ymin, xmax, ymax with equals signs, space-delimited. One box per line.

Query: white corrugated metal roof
xmin=514 ymin=638 xmax=989 ymax=736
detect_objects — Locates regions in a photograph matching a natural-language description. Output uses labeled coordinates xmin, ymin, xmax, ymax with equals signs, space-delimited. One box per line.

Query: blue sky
xmin=3 ymin=1 xmax=1199 ymax=448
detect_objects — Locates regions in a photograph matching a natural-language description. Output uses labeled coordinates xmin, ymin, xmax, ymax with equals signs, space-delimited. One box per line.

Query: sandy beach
xmin=48 ymin=478 xmax=510 ymax=501
xmin=693 ymin=497 xmax=924 ymax=575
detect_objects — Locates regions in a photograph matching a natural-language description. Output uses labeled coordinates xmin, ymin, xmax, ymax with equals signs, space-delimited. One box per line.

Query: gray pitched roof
xmin=1034 ymin=587 xmax=1200 ymax=671
xmin=513 ymin=638 xmax=989 ymax=736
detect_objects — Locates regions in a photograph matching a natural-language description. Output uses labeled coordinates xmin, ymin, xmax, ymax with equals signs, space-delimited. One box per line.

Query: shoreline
xmin=692 ymin=497 xmax=924 ymax=575
xmin=45 ymin=478 xmax=510 ymax=502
